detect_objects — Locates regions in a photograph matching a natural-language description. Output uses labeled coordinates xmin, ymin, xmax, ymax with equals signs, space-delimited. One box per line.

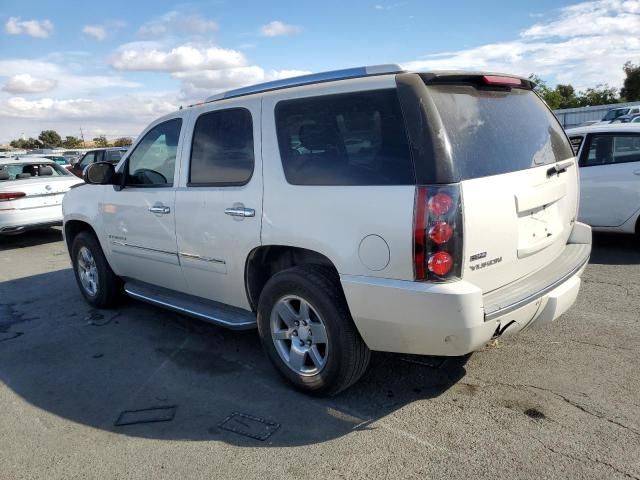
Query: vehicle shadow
xmin=589 ymin=232 xmax=640 ymax=265
xmin=0 ymin=227 xmax=63 ymax=251
xmin=0 ymin=269 xmax=469 ymax=447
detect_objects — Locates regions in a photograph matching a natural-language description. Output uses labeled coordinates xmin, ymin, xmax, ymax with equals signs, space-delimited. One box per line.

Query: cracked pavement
xmin=0 ymin=228 xmax=639 ymax=479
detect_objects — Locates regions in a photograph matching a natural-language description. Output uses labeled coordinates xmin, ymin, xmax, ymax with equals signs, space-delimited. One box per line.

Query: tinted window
xmin=428 ymin=85 xmax=573 ymax=180
xmin=275 ymin=89 xmax=414 ymax=186
xmin=602 ymin=109 xmax=629 ymax=121
xmin=583 ymin=134 xmax=640 ymax=166
xmin=106 ymin=150 xmax=125 ymax=162
xmin=79 ymin=152 xmax=95 ymax=167
xmin=126 ymin=118 xmax=182 ymax=186
xmin=189 ymin=108 xmax=254 ymax=185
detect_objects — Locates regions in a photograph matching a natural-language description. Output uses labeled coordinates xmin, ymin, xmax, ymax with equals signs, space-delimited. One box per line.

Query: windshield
xmin=0 ymin=162 xmax=71 ymax=180
xmin=427 ymin=85 xmax=573 ymax=180
xmin=603 ymin=108 xmax=629 ymax=121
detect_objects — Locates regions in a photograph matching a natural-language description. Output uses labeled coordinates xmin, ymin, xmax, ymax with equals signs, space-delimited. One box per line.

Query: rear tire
xmin=257 ymin=265 xmax=370 ymax=395
xmin=71 ymin=231 xmax=122 ymax=308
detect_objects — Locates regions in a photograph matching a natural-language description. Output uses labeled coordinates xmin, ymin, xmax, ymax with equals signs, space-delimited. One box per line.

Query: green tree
xmin=555 ymin=84 xmax=579 ymax=108
xmin=38 ymin=130 xmax=62 ymax=148
xmin=113 ymin=137 xmax=133 ymax=147
xmin=62 ymin=136 xmax=83 ymax=148
xmin=576 ymin=84 xmax=619 ymax=107
xmin=621 ymin=61 xmax=640 ymax=101
xmin=93 ymin=135 xmax=109 ymax=148
xmin=10 ymin=137 xmax=40 ymax=149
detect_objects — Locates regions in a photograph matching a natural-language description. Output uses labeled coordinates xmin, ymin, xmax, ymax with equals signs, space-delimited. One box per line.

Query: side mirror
xmin=84 ymin=162 xmax=115 ymax=185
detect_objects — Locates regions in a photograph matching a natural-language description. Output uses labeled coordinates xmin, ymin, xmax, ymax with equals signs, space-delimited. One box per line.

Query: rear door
xmin=578 ymin=132 xmax=640 ymax=227
xmin=425 ymin=82 xmax=578 ymax=293
xmin=101 ymin=117 xmax=187 ymax=292
xmin=174 ymin=99 xmax=262 ymax=309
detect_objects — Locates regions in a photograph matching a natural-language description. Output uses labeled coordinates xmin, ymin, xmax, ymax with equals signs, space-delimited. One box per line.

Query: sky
xmin=0 ymin=0 xmax=639 ymax=143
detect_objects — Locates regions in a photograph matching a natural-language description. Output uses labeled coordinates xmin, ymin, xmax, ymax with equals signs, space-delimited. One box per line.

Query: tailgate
xmin=461 ymin=161 xmax=578 ymax=292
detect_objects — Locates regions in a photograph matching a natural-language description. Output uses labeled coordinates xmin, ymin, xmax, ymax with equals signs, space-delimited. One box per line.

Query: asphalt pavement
xmin=0 ymin=228 xmax=639 ymax=479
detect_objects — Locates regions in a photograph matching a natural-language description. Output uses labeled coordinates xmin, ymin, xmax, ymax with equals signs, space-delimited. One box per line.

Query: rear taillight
xmin=413 ymin=185 xmax=463 ymax=282
xmin=0 ymin=192 xmax=26 ymax=201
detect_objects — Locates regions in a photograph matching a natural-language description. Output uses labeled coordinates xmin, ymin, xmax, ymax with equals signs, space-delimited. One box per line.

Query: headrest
xmin=0 ymin=170 xmax=9 ymax=180
xmin=22 ymin=165 xmax=37 ymax=175
xmin=39 ymin=166 xmax=53 ymax=176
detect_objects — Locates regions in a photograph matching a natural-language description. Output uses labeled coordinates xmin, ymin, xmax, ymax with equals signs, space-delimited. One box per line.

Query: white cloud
xmin=110 ymin=42 xmax=247 ymax=72
xmin=2 ymin=74 xmax=56 ymax=94
xmin=174 ymin=67 xmax=311 ymax=99
xmin=0 ymin=59 xmax=140 ymax=96
xmin=138 ymin=11 xmax=218 ymax=38
xmin=4 ymin=17 xmax=53 ymax=38
xmin=403 ymin=0 xmax=640 ymax=90
xmin=260 ymin=21 xmax=302 ymax=37
xmin=0 ymin=94 xmax=178 ymax=143
xmin=82 ymin=25 xmax=107 ymax=41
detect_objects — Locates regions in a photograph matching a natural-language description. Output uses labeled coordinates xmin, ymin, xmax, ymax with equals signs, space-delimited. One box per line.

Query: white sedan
xmin=0 ymin=158 xmax=83 ymax=234
xmin=566 ymin=123 xmax=640 ymax=236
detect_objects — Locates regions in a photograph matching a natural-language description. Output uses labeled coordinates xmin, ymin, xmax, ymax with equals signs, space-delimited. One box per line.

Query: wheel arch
xmin=245 ymin=245 xmax=341 ymax=312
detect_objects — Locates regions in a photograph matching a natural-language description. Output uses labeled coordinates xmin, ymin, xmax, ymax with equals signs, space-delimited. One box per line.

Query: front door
xmin=579 ymin=132 xmax=640 ymax=227
xmin=175 ymin=100 xmax=262 ymax=309
xmin=102 ymin=117 xmax=187 ymax=292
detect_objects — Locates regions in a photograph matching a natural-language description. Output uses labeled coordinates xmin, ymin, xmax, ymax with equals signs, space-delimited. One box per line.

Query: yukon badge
xmin=469 ymin=255 xmax=503 ymax=271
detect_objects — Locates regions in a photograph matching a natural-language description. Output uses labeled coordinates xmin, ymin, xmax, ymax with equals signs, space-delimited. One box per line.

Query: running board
xmin=123 ymin=281 xmax=257 ymax=330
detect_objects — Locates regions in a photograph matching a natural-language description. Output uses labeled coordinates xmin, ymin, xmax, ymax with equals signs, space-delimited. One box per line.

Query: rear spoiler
xmin=419 ymin=72 xmax=535 ymax=90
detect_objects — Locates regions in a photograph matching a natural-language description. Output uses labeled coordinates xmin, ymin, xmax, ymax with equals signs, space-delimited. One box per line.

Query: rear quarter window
xmin=427 ymin=85 xmax=573 ymax=180
xmin=275 ymin=89 xmax=415 ymax=186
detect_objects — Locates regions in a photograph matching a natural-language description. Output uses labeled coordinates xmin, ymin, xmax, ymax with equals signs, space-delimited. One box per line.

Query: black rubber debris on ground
xmin=114 ymin=406 xmax=177 ymax=427
xmin=218 ymin=412 xmax=280 ymax=441
xmin=524 ymin=408 xmax=546 ymax=420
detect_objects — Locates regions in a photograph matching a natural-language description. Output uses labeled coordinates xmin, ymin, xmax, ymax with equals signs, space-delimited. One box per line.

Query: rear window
xmin=275 ymin=89 xmax=415 ymax=186
xmin=105 ymin=150 xmax=125 ymax=162
xmin=0 ymin=162 xmax=70 ymax=180
xmin=427 ymin=85 xmax=573 ymax=180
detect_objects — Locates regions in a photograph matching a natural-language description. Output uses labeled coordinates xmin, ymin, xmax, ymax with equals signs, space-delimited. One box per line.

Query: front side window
xmin=582 ymin=134 xmax=640 ymax=166
xmin=189 ymin=108 xmax=254 ymax=186
xmin=126 ymin=118 xmax=182 ymax=186
xmin=275 ymin=89 xmax=415 ymax=186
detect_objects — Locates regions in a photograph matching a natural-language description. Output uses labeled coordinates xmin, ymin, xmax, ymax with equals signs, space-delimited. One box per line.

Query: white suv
xmin=63 ymin=65 xmax=592 ymax=394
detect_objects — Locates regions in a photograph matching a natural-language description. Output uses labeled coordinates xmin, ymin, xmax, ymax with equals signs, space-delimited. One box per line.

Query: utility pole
xmin=80 ymin=127 xmax=86 ymax=148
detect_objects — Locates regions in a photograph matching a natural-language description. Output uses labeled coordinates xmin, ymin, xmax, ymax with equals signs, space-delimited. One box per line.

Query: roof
xmin=565 ymin=123 xmax=640 ymax=135
xmin=196 ymin=64 xmax=532 ymax=106
xmin=0 ymin=157 xmax=56 ymax=164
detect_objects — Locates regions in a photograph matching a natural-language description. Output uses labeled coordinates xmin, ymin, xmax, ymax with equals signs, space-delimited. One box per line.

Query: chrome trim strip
xmin=124 ymin=287 xmax=256 ymax=328
xmin=109 ymin=241 xmax=177 ymax=256
xmin=179 ymin=252 xmax=226 ymax=264
xmin=484 ymin=255 xmax=589 ymax=321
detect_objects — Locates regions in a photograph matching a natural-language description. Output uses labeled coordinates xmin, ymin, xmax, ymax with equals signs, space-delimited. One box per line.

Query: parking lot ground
xmin=1 ymin=228 xmax=639 ymax=479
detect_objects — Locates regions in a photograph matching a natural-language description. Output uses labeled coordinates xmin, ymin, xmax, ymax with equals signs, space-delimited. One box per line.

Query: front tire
xmin=257 ymin=266 xmax=370 ymax=395
xmin=71 ymin=231 xmax=122 ymax=308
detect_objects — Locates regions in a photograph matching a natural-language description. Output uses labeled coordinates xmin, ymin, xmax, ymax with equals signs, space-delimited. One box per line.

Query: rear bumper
xmin=341 ymin=222 xmax=591 ymax=356
xmin=0 ymin=206 xmax=63 ymax=235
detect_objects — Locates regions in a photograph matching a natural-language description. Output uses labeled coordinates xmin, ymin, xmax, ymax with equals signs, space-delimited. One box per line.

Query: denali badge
xmin=470 ymin=257 xmax=503 ymax=271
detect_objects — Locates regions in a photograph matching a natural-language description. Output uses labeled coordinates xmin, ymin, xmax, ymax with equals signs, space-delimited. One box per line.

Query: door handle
xmin=149 ymin=205 xmax=170 ymax=214
xmin=224 ymin=207 xmax=255 ymax=217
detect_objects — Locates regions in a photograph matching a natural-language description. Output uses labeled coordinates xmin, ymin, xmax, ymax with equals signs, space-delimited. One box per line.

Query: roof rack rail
xmin=204 ymin=64 xmax=404 ymax=103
